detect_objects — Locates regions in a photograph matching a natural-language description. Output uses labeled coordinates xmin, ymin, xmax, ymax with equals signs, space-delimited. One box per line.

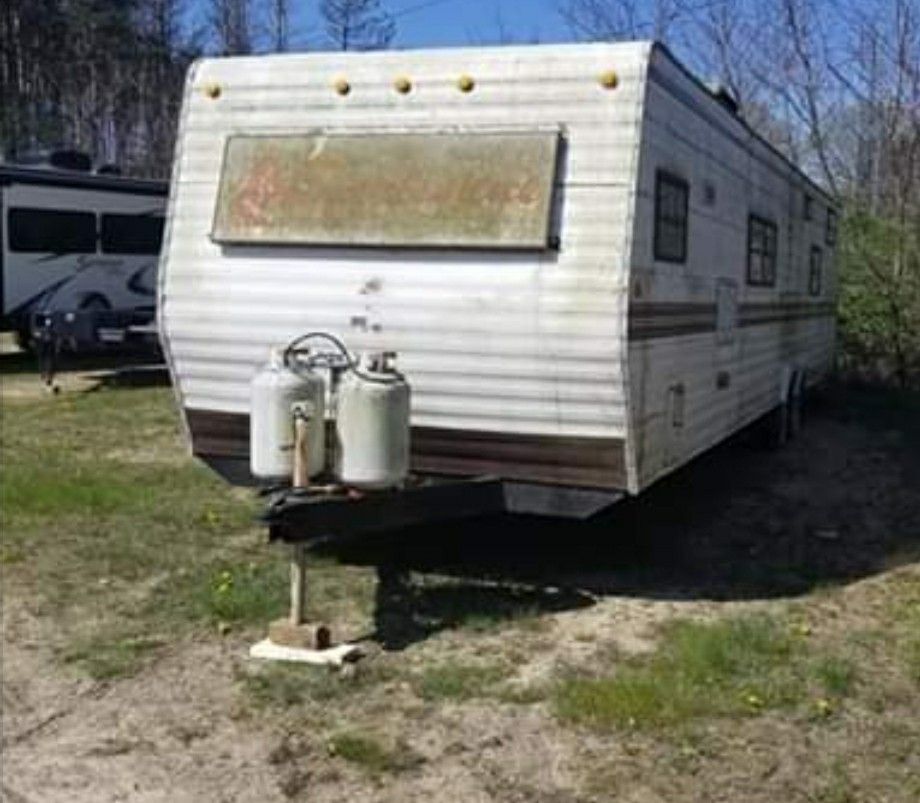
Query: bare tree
xmin=267 ymin=0 xmax=290 ymax=52
xmin=319 ymin=0 xmax=395 ymax=51
xmin=560 ymin=0 xmax=686 ymax=41
xmin=467 ymin=2 xmax=542 ymax=45
xmin=559 ymin=0 xmax=920 ymax=384
xmin=210 ymin=0 xmax=253 ymax=55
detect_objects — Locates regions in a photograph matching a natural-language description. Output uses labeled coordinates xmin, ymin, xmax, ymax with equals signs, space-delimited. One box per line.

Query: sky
xmin=358 ymin=0 xmax=569 ymax=48
xmin=190 ymin=0 xmax=574 ymax=51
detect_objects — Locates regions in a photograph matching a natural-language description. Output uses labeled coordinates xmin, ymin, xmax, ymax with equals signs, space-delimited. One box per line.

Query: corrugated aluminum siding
xmin=159 ymin=44 xmax=649 ymax=473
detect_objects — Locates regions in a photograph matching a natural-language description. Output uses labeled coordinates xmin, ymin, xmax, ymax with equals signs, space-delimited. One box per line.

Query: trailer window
xmin=826 ymin=208 xmax=838 ymax=247
xmin=8 ymin=208 xmax=96 ymax=253
xmin=747 ymin=215 xmax=778 ymax=286
xmin=654 ymin=171 xmax=689 ymax=263
xmin=803 ymin=193 xmax=814 ymax=221
xmin=100 ymin=214 xmax=164 ymax=255
xmin=809 ymin=246 xmax=823 ymax=296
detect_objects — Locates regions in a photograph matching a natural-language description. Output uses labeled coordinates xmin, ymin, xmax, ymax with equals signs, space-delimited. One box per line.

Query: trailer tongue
xmin=249 ymin=333 xmax=621 ymax=662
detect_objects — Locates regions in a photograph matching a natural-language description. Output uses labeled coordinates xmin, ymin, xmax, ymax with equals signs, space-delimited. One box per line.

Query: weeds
xmin=240 ymin=660 xmax=395 ymax=709
xmin=63 ymin=634 xmax=165 ymax=680
xmin=811 ymin=656 xmax=857 ymax=697
xmin=327 ymin=731 xmax=423 ymax=775
xmin=553 ymin=615 xmax=815 ymax=730
xmin=414 ymin=662 xmax=511 ymax=701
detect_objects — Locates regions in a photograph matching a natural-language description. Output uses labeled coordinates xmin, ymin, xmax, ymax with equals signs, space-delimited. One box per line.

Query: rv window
xmin=826 ymin=208 xmax=838 ymax=246
xmin=654 ymin=171 xmax=689 ymax=263
xmin=803 ymin=193 xmax=814 ymax=221
xmin=809 ymin=246 xmax=823 ymax=296
xmin=100 ymin=214 xmax=165 ymax=255
xmin=747 ymin=215 xmax=778 ymax=286
xmin=8 ymin=208 xmax=96 ymax=253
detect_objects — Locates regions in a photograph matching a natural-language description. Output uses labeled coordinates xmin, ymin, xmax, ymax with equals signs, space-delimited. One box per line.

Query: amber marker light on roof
xmin=204 ymin=83 xmax=221 ymax=99
xmin=334 ymin=77 xmax=351 ymax=96
xmin=599 ymin=70 xmax=619 ymax=89
xmin=394 ymin=76 xmax=413 ymax=94
xmin=457 ymin=74 xmax=475 ymax=93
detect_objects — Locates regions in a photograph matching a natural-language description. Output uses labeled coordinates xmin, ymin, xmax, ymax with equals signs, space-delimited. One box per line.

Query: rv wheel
xmin=764 ymin=402 xmax=789 ymax=449
xmin=787 ymin=374 xmax=805 ymax=439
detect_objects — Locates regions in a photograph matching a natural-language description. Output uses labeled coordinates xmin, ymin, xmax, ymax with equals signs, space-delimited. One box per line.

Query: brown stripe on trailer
xmin=184 ymin=409 xmax=626 ymax=489
xmin=628 ymin=301 xmax=716 ymax=340
xmin=738 ymin=301 xmax=835 ymax=327
xmin=629 ymin=300 xmax=834 ymax=341
xmin=413 ymin=427 xmax=626 ymax=489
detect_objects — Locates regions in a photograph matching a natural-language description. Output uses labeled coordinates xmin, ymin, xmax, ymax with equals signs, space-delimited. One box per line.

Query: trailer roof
xmin=0 ymin=165 xmax=167 ymax=197
xmin=652 ymin=43 xmax=837 ymax=207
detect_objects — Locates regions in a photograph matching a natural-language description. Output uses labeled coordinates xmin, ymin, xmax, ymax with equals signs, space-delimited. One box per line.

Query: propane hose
xmin=283 ymin=332 xmax=403 ymax=384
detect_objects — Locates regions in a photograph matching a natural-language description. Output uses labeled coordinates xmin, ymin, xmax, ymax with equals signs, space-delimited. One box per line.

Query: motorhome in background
xmin=158 ymin=41 xmax=837 ymax=514
xmin=1 ymin=155 xmax=168 ymax=346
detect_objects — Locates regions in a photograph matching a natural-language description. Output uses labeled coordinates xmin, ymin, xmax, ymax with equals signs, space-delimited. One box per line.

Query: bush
xmin=838 ymin=211 xmax=920 ymax=388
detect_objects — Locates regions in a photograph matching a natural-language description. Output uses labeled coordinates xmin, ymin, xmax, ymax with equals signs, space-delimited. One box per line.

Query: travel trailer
xmin=158 ymin=41 xmax=836 ymax=519
xmin=1 ymin=161 xmax=168 ymax=345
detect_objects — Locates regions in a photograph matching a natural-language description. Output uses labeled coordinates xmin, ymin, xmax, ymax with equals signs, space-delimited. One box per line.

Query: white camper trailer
xmin=1 ymin=163 xmax=168 ymax=341
xmin=159 ymin=41 xmax=836 ymax=516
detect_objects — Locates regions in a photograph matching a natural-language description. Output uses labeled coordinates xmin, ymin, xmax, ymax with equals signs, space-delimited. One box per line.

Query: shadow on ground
xmin=0 ymin=347 xmax=168 ymax=389
xmin=315 ymin=384 xmax=920 ymax=649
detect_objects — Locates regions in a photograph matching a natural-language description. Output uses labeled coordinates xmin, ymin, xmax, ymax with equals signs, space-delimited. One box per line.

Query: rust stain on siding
xmin=211 ymin=132 xmax=560 ymax=249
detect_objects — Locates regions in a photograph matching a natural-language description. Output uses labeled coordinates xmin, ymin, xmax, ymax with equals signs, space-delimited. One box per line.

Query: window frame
xmin=653 ymin=169 xmax=690 ymax=264
xmin=826 ymin=207 xmax=838 ymax=247
xmin=803 ymin=193 xmax=814 ymax=221
xmin=808 ymin=245 xmax=823 ymax=296
xmin=8 ymin=207 xmax=97 ymax=254
xmin=746 ymin=213 xmax=779 ymax=287
xmin=99 ymin=213 xmax=165 ymax=255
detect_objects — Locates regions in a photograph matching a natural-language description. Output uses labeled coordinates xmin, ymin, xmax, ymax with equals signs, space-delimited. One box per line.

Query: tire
xmin=764 ymin=401 xmax=789 ymax=449
xmin=786 ymin=371 xmax=806 ymax=440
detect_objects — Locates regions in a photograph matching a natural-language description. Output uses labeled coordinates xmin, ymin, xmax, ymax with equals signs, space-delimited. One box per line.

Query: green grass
xmin=327 ymin=731 xmax=423 ymax=775
xmin=0 ymin=385 xmax=286 ymax=676
xmin=552 ymin=615 xmax=825 ymax=731
xmin=240 ymin=660 xmax=396 ymax=709
xmin=811 ymin=656 xmax=857 ymax=697
xmin=413 ymin=661 xmax=511 ymax=701
xmin=62 ymin=634 xmax=166 ymax=680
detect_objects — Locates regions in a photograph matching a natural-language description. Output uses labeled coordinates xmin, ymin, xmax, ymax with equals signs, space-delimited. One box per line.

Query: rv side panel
xmin=625 ymin=45 xmax=836 ymax=492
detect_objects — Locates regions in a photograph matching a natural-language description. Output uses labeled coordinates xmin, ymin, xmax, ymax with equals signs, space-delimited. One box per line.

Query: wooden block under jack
xmin=268 ymin=618 xmax=333 ymax=650
xmin=252 ymin=619 xmax=363 ymax=667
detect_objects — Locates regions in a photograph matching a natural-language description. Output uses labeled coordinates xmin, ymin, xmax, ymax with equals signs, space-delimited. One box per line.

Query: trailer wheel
xmin=764 ymin=401 xmax=789 ymax=449
xmin=787 ymin=372 xmax=805 ymax=439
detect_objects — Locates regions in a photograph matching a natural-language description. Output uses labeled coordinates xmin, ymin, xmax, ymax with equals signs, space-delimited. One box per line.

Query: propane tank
xmin=335 ymin=352 xmax=410 ymax=490
xmin=250 ymin=346 xmax=325 ymax=482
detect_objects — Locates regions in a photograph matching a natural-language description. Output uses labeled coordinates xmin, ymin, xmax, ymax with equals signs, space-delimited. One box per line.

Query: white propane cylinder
xmin=250 ymin=347 xmax=325 ymax=482
xmin=335 ymin=353 xmax=410 ymax=489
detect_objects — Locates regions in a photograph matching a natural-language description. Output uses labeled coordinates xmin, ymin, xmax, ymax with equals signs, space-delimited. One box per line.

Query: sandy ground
xmin=2 ymin=371 xmax=919 ymax=802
